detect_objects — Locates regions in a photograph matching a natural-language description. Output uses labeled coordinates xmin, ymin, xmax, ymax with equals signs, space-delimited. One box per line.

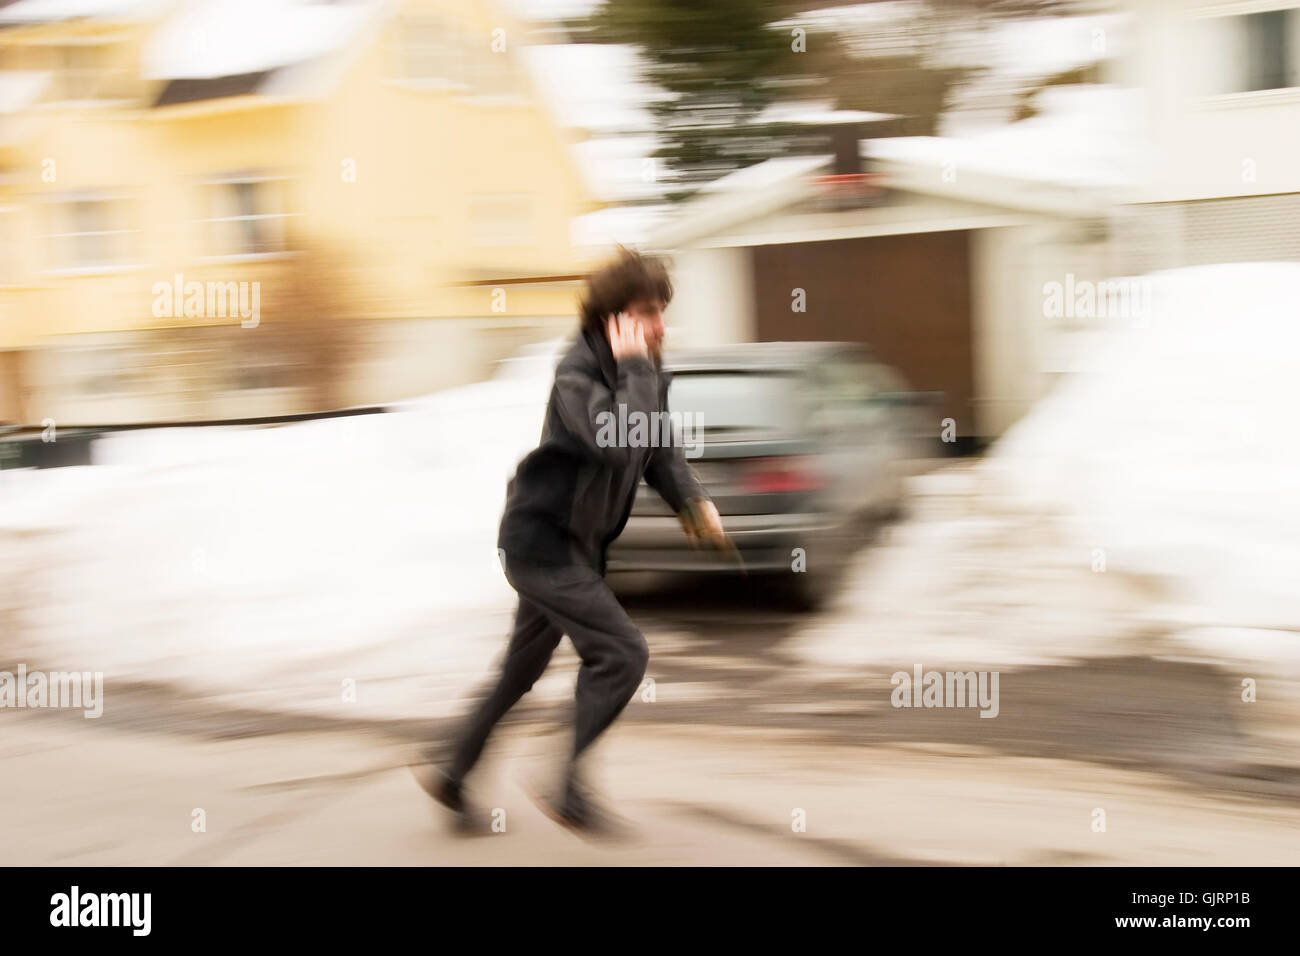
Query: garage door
xmin=750 ymin=230 xmax=975 ymax=437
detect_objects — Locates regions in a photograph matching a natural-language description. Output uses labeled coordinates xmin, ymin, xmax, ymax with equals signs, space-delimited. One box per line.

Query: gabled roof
xmin=646 ymin=154 xmax=834 ymax=249
xmin=644 ymin=83 xmax=1139 ymax=250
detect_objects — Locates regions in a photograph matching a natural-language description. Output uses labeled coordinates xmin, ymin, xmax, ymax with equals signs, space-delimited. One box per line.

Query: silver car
xmin=607 ymin=342 xmax=931 ymax=608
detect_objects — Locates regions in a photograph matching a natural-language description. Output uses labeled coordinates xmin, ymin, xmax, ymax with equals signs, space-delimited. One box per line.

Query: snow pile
xmin=988 ymin=263 xmax=1300 ymax=634
xmin=0 ymin=349 xmax=557 ymax=705
xmin=871 ymin=85 xmax=1143 ymax=189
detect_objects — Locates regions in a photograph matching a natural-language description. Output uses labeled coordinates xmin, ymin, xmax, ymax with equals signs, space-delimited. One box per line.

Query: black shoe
xmin=521 ymin=771 xmax=634 ymax=842
xmin=409 ymin=761 xmax=489 ymax=836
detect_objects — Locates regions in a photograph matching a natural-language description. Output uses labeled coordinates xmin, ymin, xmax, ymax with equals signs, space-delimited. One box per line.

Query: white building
xmin=650 ymin=3 xmax=1300 ymax=442
xmin=1117 ymin=0 xmax=1300 ymax=267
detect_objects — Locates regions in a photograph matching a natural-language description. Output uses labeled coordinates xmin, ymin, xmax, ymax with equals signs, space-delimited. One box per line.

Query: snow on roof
xmin=698 ymin=153 xmax=831 ymax=195
xmin=0 ymin=0 xmax=167 ymax=24
xmin=142 ymin=0 xmax=380 ymax=81
xmin=868 ymin=85 xmax=1143 ymax=190
xmin=755 ymin=101 xmax=898 ymax=126
xmin=1006 ymin=15 xmax=1120 ymax=78
xmin=646 ymin=85 xmax=1138 ymax=241
xmin=943 ymin=14 xmax=1127 ymax=81
xmin=939 ymin=13 xmax=1132 ymax=132
xmin=642 ymin=154 xmax=833 ymax=249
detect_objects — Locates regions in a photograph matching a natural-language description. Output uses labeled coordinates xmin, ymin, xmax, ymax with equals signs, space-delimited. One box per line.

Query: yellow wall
xmin=0 ymin=0 xmax=596 ymax=352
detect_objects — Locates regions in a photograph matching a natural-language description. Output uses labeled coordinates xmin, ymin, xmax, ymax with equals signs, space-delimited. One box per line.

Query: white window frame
xmin=195 ymin=172 xmax=300 ymax=263
xmin=39 ymin=191 xmax=142 ymax=276
xmin=1190 ymin=1 xmax=1300 ymax=106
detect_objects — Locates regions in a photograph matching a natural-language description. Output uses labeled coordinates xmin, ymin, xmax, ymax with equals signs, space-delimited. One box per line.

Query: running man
xmin=416 ymin=247 xmax=726 ymax=836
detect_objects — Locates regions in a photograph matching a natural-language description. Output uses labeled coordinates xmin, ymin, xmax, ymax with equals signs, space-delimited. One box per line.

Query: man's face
xmin=625 ymin=298 xmax=666 ymax=359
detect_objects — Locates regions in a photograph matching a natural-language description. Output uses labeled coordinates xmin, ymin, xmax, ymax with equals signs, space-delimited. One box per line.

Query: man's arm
xmin=644 ymin=416 xmax=727 ymax=548
xmin=552 ymin=316 xmax=660 ymax=467
xmin=643 ymin=429 xmax=707 ymax=515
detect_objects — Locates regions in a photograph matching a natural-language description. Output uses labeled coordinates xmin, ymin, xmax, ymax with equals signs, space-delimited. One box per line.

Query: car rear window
xmin=666 ymin=371 xmax=805 ymax=432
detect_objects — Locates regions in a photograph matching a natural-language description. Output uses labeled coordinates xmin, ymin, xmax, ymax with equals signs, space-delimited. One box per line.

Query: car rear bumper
xmin=606 ymin=512 xmax=839 ymax=573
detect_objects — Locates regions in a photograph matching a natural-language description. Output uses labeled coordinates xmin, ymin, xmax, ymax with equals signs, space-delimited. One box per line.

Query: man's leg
xmin=445 ymin=595 xmax=563 ymax=785
xmin=516 ymin=565 xmax=650 ymax=803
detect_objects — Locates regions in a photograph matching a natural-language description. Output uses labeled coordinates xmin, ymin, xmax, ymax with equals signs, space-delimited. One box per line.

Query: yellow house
xmin=0 ymin=0 xmax=599 ymax=425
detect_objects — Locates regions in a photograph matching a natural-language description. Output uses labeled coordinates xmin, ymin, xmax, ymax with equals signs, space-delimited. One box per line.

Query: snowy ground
xmin=0 ymin=351 xmax=553 ymax=718
xmin=988 ymin=263 xmax=1300 ymax=672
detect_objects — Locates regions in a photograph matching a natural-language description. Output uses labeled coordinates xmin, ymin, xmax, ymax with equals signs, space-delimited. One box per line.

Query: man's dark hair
xmin=579 ymin=246 xmax=673 ymax=335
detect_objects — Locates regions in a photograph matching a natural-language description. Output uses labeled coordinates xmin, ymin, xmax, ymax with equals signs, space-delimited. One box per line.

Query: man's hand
xmin=679 ymin=497 xmax=726 ymax=550
xmin=607 ymin=312 xmax=648 ymax=361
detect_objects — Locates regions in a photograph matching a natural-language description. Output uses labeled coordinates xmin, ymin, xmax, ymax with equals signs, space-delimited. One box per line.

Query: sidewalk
xmin=5 ymin=714 xmax=1298 ymax=866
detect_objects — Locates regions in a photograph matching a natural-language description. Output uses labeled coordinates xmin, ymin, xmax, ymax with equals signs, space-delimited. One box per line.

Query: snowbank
xmin=0 ymin=351 xmax=556 ymax=705
xmin=988 ymin=263 xmax=1300 ymax=633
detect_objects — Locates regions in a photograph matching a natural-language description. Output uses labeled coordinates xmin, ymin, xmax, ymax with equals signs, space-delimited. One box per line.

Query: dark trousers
xmin=446 ymin=560 xmax=649 ymax=791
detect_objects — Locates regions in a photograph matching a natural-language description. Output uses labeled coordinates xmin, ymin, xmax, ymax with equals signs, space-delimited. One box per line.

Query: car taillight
xmin=742 ymin=456 xmax=822 ymax=494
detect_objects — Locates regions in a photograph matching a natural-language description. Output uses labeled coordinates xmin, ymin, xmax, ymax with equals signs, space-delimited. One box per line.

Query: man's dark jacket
xmin=498 ymin=325 xmax=708 ymax=572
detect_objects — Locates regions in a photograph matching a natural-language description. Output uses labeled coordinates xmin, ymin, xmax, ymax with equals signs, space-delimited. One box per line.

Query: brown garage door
xmin=751 ymin=230 xmax=974 ymax=437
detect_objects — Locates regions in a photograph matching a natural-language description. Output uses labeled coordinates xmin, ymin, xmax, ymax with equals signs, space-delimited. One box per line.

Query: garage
xmin=750 ymin=230 xmax=974 ymax=437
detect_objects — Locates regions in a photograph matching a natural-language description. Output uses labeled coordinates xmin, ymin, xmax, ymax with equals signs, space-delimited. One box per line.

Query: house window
xmin=200 ymin=177 xmax=292 ymax=257
xmin=0 ymin=206 xmax=18 ymax=285
xmin=1243 ymin=10 xmax=1294 ymax=90
xmin=45 ymin=198 xmax=133 ymax=271
xmin=390 ymin=15 xmax=518 ymax=96
xmin=46 ymin=43 xmax=130 ymax=102
xmin=1202 ymin=9 xmax=1300 ymax=93
xmin=392 ymin=15 xmax=470 ymax=87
